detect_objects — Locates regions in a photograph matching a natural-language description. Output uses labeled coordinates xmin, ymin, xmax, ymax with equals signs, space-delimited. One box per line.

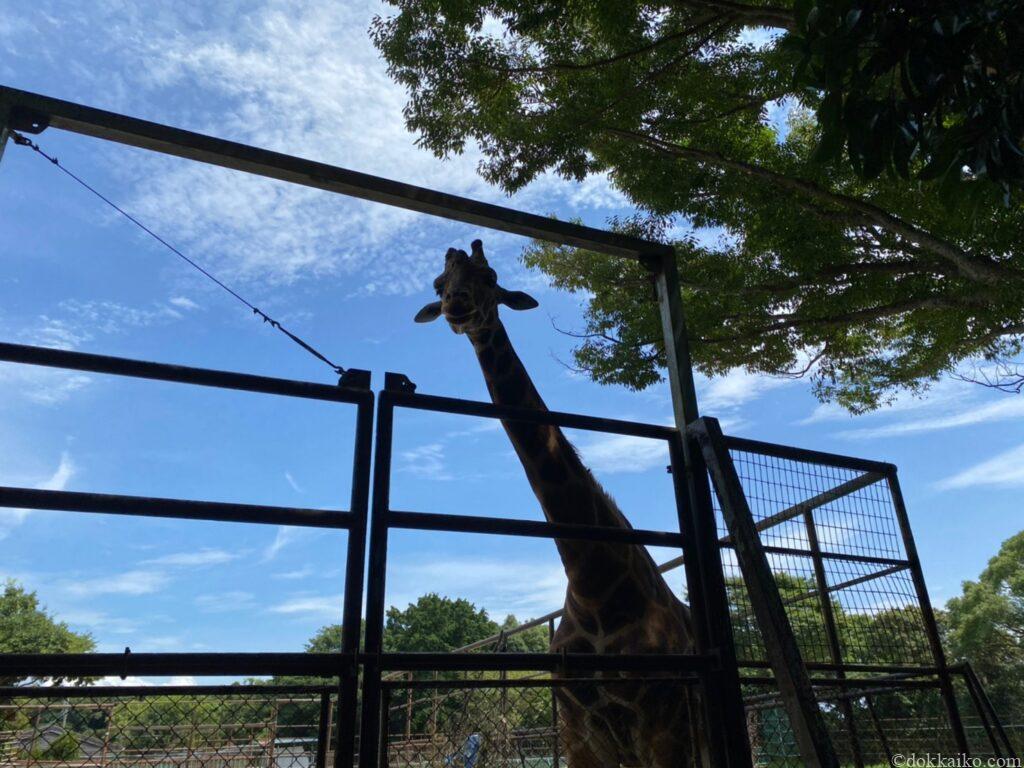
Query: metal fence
xmin=0 ymin=685 xmax=338 ymax=768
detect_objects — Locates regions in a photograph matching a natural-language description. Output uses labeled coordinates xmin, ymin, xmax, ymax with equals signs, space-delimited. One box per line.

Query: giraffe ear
xmin=498 ymin=288 xmax=539 ymax=311
xmin=414 ymin=301 xmax=443 ymax=323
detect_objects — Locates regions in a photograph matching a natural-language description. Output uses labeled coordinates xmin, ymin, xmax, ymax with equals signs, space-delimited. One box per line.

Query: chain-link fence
xmin=0 ymin=686 xmax=338 ymax=768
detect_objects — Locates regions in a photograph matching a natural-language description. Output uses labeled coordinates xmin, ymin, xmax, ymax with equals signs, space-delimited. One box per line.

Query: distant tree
xmin=384 ymin=594 xmax=499 ymax=653
xmin=500 ymin=615 xmax=550 ymax=653
xmin=0 ymin=580 xmax=95 ymax=687
xmin=373 ymin=0 xmax=1024 ymax=412
xmin=946 ymin=530 xmax=1024 ymax=716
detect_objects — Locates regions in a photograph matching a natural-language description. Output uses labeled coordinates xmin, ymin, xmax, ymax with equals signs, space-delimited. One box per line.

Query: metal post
xmin=803 ymin=510 xmax=864 ymax=767
xmin=962 ymin=663 xmax=1016 ymax=758
xmin=653 ymin=253 xmax=753 ymax=768
xmin=0 ymin=99 xmax=10 ymax=167
xmin=359 ymin=387 xmax=397 ymax=768
xmin=336 ymin=393 xmax=374 ymax=768
xmin=548 ymin=617 xmax=560 ymax=767
xmin=961 ymin=669 xmax=1003 ymax=757
xmin=887 ymin=470 xmax=970 ymax=756
xmin=317 ymin=691 xmax=333 ymax=768
xmin=690 ymin=416 xmax=840 ymax=768
xmin=864 ymin=695 xmax=893 ymax=764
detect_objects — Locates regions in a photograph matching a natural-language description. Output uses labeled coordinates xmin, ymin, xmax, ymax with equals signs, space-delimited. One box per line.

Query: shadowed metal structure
xmin=0 ymin=85 xmax=995 ymax=768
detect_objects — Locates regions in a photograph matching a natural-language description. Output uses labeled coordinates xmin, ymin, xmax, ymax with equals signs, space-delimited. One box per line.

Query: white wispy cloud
xmin=937 ymin=443 xmax=1024 ymax=490
xmin=142 ymin=548 xmax=239 ymax=567
xmin=61 ymin=569 xmax=170 ymax=597
xmin=577 ymin=434 xmax=668 ymax=475
xmin=195 ymin=590 xmax=256 ymax=613
xmin=391 ymin=559 xmax=568 ymax=620
xmin=269 ymin=594 xmax=342 ymax=617
xmin=399 ymin=443 xmax=452 ymax=481
xmin=263 ymin=525 xmax=302 ymax=561
xmin=698 ymin=369 xmax=793 ymax=413
xmin=274 ymin=565 xmax=315 ymax=580
xmin=0 ymin=450 xmax=76 ymax=540
xmin=284 ymin=471 xmax=304 ymax=493
xmin=839 ymin=397 xmax=1024 ymax=440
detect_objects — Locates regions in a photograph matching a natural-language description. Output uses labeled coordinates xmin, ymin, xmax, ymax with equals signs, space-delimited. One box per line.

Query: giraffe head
xmin=414 ymin=240 xmax=538 ymax=334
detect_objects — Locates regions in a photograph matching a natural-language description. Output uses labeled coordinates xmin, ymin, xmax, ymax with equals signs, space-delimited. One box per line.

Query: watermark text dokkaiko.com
xmin=893 ymin=755 xmax=1020 ymax=767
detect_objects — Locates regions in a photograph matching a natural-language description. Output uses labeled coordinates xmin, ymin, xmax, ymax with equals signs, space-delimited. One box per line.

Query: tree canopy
xmin=372 ymin=0 xmax=1024 ymax=411
xmin=0 ymin=580 xmax=95 ymax=686
xmin=945 ymin=530 xmax=1024 ymax=716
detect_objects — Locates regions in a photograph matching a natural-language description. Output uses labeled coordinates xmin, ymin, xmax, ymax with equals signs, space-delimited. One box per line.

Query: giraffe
xmin=415 ymin=240 xmax=703 ymax=768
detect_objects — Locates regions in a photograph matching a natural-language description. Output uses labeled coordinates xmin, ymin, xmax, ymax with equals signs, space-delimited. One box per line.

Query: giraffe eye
xmin=432 ymin=276 xmax=446 ymax=296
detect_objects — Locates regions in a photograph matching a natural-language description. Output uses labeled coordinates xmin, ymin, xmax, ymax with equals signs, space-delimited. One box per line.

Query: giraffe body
xmin=416 ymin=242 xmax=702 ymax=767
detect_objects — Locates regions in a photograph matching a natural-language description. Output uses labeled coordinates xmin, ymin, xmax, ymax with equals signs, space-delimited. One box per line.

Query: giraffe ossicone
xmin=416 ymin=240 xmax=704 ymax=768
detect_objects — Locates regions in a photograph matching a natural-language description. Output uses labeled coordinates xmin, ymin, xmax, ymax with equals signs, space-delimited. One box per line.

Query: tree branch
xmin=674 ymin=0 xmax=795 ymax=30
xmin=603 ymin=127 xmax=1015 ymax=285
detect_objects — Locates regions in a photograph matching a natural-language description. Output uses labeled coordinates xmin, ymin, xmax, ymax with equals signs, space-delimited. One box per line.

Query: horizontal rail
xmin=387 ymin=390 xmax=676 ymax=440
xmin=0 ymin=85 xmax=671 ymax=260
xmin=377 ymin=652 xmax=714 ymax=673
xmin=0 ymin=653 xmax=353 ymax=678
xmin=0 ymin=685 xmax=336 ymax=698
xmin=783 ymin=563 xmax=911 ymax=607
xmin=720 ymin=470 xmax=888 ymax=545
xmin=0 ymin=487 xmax=353 ymax=529
xmin=382 ymin=676 xmax=701 ymax=691
xmin=738 ymin=660 xmax=941 ymax=675
xmin=386 ymin=510 xmax=686 ymax=547
xmin=0 ymin=342 xmax=371 ymax=403
xmin=750 ymin=543 xmax=909 ymax=568
xmin=724 ymin=435 xmax=894 ymax=475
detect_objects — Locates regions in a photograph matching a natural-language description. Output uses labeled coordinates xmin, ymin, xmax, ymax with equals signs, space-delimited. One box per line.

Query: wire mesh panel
xmin=381 ymin=677 xmax=702 ymax=768
xmin=714 ymin=441 xmax=931 ymax=671
xmin=0 ymin=687 xmax=338 ymax=768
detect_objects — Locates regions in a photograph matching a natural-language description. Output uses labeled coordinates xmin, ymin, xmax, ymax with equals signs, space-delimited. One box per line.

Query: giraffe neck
xmin=467 ymin=320 xmax=691 ymax=651
xmin=469 ymin=321 xmax=625 ymax=530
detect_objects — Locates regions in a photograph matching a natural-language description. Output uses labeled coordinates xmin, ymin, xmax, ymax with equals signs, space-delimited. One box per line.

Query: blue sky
xmin=1 ymin=1 xmax=1022 ymax=685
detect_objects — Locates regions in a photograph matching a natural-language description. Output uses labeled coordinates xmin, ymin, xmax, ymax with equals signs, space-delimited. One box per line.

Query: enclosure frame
xmin=0 ymin=341 xmax=375 ymax=768
xmin=0 ymin=84 xmax=986 ymax=766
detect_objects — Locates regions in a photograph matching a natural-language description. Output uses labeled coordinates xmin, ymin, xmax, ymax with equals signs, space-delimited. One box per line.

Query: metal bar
xmin=691 ymin=416 xmax=839 ymax=768
xmin=386 ymin=509 xmax=686 ymax=547
xmin=782 ymin=563 xmax=910 ymax=607
xmin=804 ymin=509 xmax=864 ymax=768
xmin=377 ymin=652 xmax=715 ymax=673
xmin=719 ymin=470 xmax=887 ymax=545
xmin=960 ymin=665 xmax=1004 ymax=758
xmin=0 ymin=106 xmax=9 ymax=166
xmin=739 ymin=660 xmax=944 ymax=675
xmin=0 ymin=684 xmax=336 ymax=698
xmin=887 ymin=470 xmax=970 ymax=755
xmin=961 ymin=663 xmax=1017 ymax=758
xmin=729 ymin=542 xmax=908 ymax=568
xmin=0 ymin=653 xmax=352 ymax=678
xmin=723 ymin=435 xmax=894 ymax=475
xmin=389 ymin=389 xmax=675 ymax=439
xmin=0 ymin=85 xmax=670 ymax=260
xmin=549 ymin=617 xmax=560 ymax=768
xmin=654 ymin=251 xmax=752 ymax=768
xmin=865 ymin=695 xmax=894 ymax=764
xmin=381 ymin=675 xmax=702 ymax=691
xmin=336 ymin=397 xmax=375 ymax=768
xmin=0 ymin=341 xmax=368 ymax=402
xmin=359 ymin=391 xmax=396 ymax=768
xmin=316 ymin=691 xmax=332 ymax=768
xmin=0 ymin=486 xmax=352 ymax=529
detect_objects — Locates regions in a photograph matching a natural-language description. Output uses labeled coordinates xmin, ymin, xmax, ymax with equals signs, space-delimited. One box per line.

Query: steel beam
xmin=0 ymin=85 xmax=671 ymax=260
xmin=691 ymin=416 xmax=840 ymax=768
xmin=654 ymin=252 xmax=753 ymax=768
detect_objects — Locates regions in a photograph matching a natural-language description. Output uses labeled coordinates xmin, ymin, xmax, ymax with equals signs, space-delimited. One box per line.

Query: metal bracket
xmin=9 ymin=106 xmax=49 ymax=134
xmin=383 ymin=372 xmax=417 ymax=393
xmin=337 ymin=368 xmax=371 ymax=390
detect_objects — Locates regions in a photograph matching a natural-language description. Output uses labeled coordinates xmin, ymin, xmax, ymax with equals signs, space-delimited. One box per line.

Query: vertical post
xmin=803 ymin=511 xmax=864 ymax=767
xmin=864 ymin=696 xmax=893 ymax=764
xmin=962 ymin=663 xmax=1016 ymax=758
xmin=887 ymin=470 xmax=970 ymax=756
xmin=961 ymin=670 xmax=1003 ymax=757
xmin=336 ymin=393 xmax=375 ymax=768
xmin=317 ymin=691 xmax=332 ymax=768
xmin=548 ymin=617 xmax=560 ymax=767
xmin=1 ymin=102 xmax=11 ymax=167
xmin=652 ymin=251 xmax=753 ymax=768
xmin=359 ymin=387 xmax=397 ymax=768
xmin=690 ymin=416 xmax=839 ymax=768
